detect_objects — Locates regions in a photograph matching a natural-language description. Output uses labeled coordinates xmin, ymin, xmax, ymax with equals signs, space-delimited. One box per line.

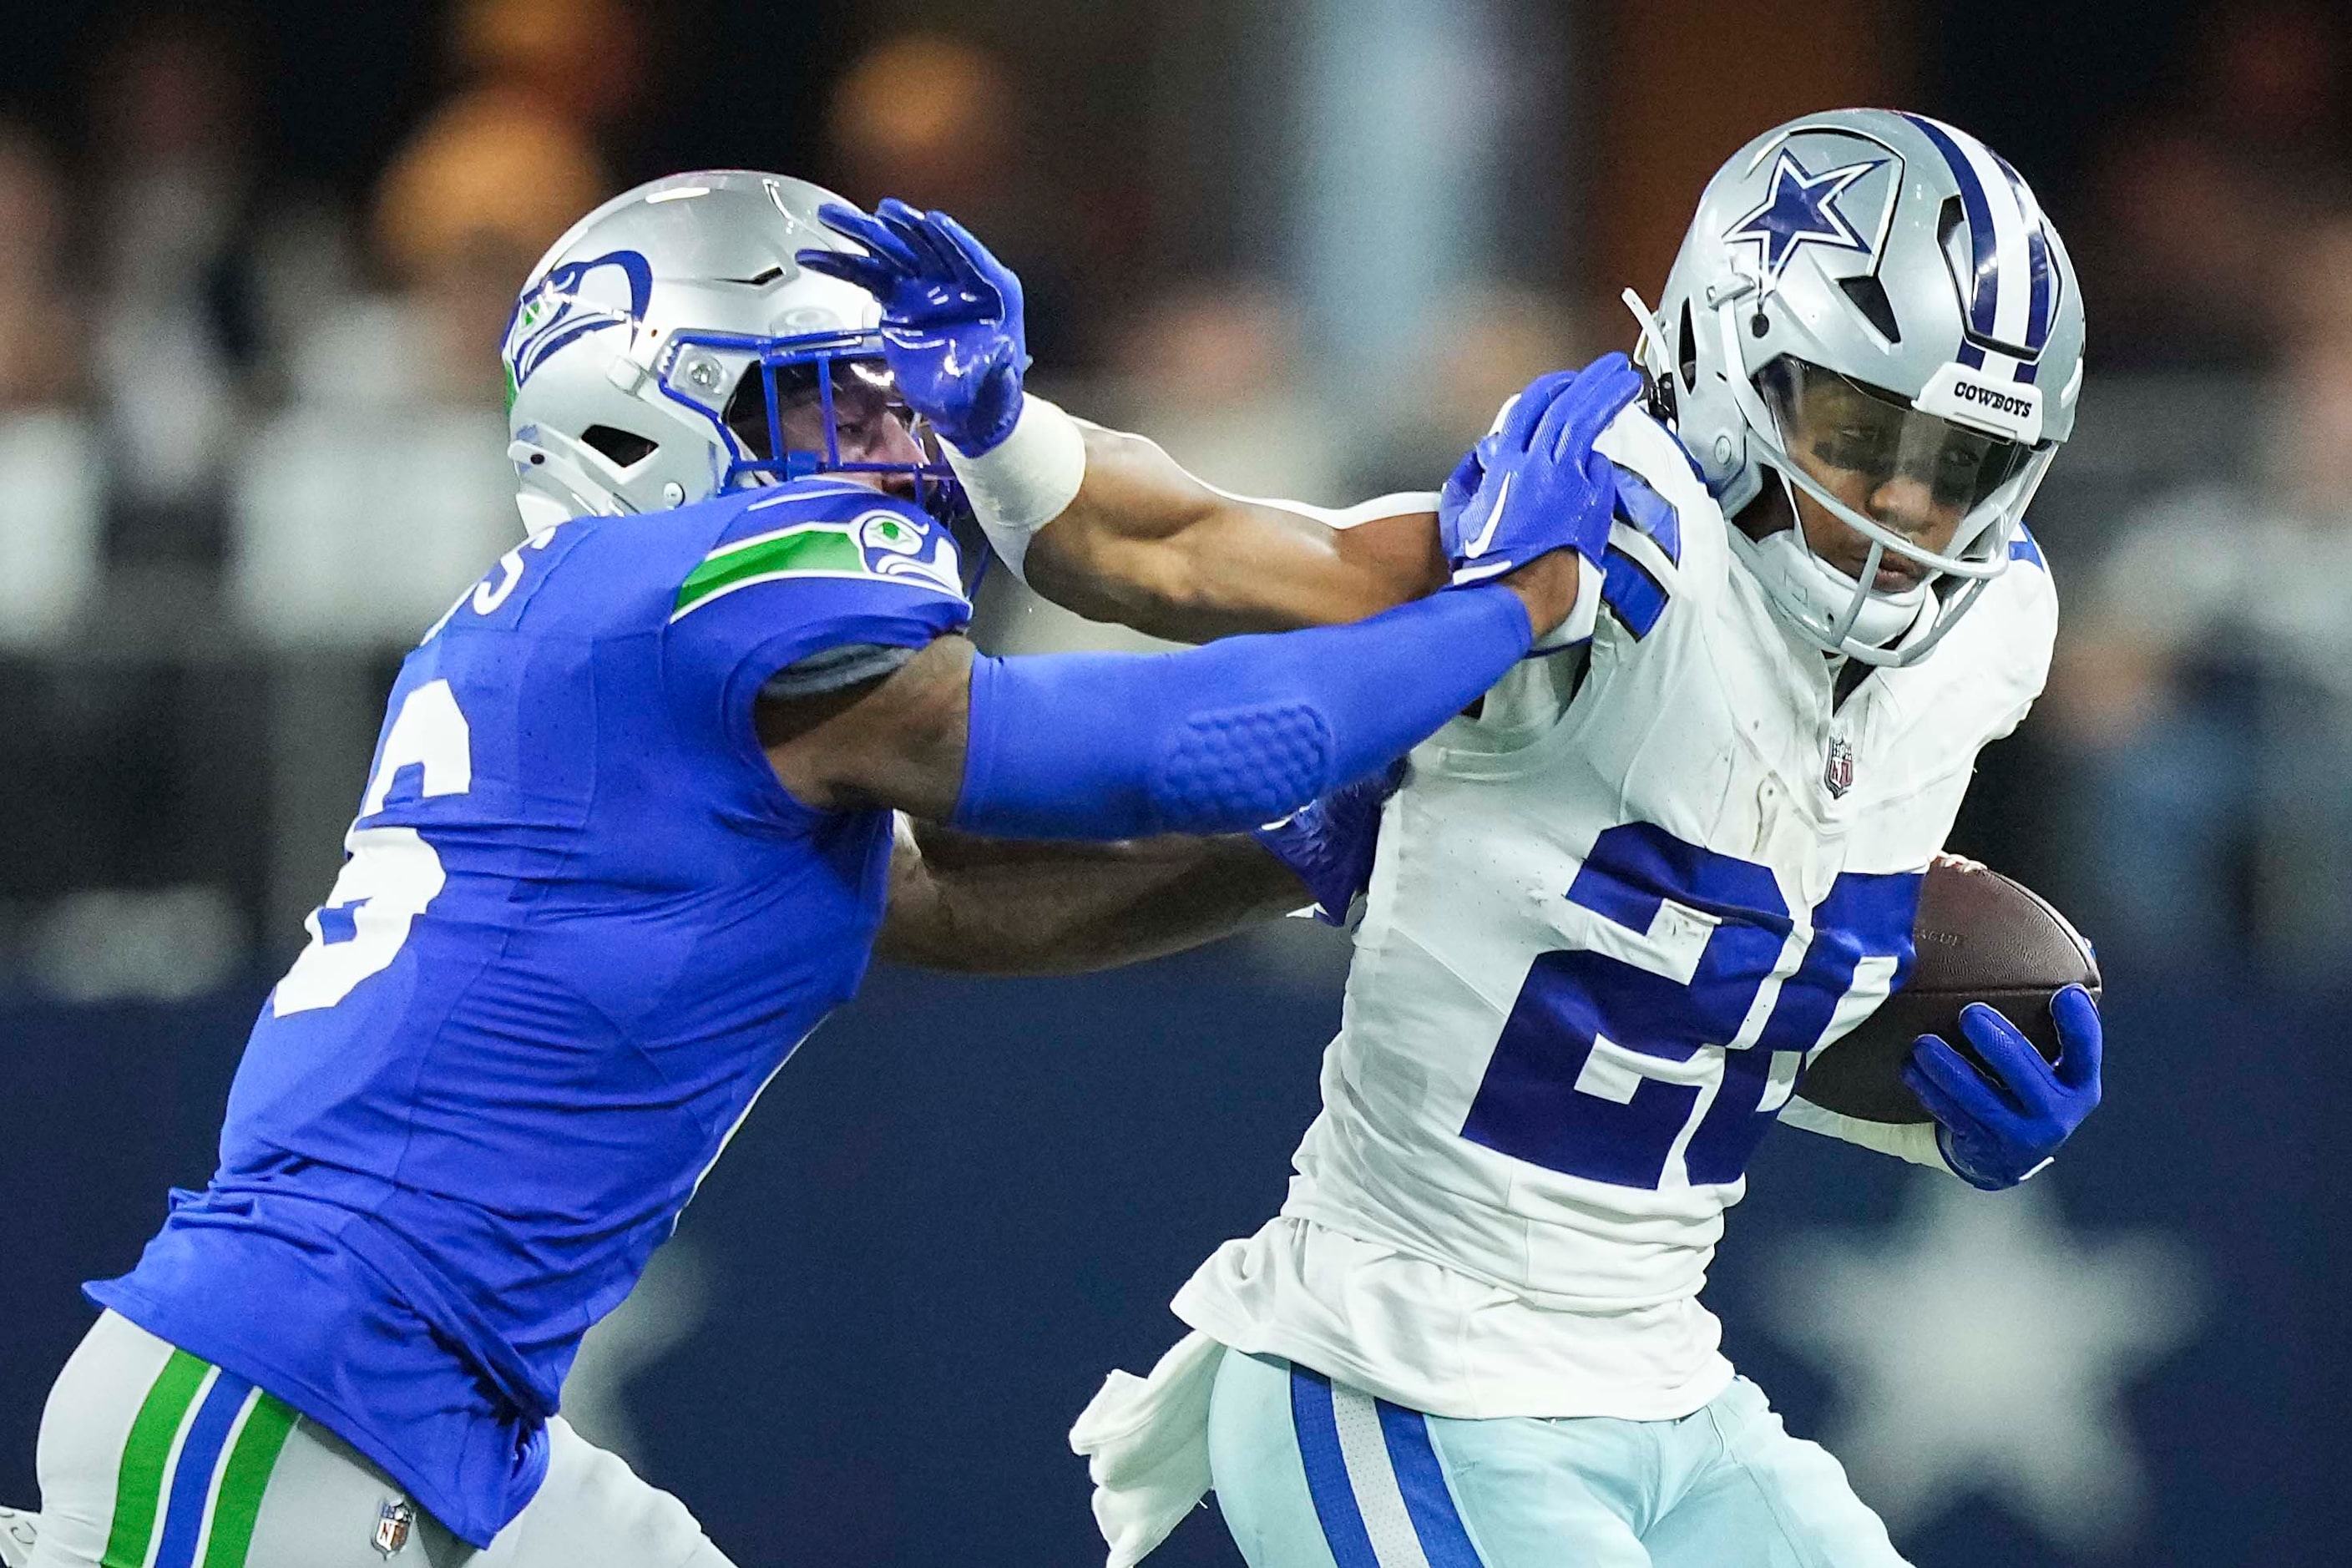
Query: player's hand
xmin=1902 ymin=984 xmax=2103 ymax=1191
xmin=797 ymin=199 xmax=1030 ymax=456
xmin=1439 ymin=353 xmax=1642 ymax=589
xmin=1252 ymin=758 xmax=1404 ymax=926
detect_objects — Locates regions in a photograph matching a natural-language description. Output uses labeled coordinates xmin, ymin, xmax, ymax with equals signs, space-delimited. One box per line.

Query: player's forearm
xmin=771 ymin=574 xmax=1548 ymax=833
xmin=1021 ymin=426 xmax=1445 ymax=642
xmin=1781 ymin=1095 xmax=1954 ymax=1171
xmin=878 ymin=819 xmax=1305 ymax=975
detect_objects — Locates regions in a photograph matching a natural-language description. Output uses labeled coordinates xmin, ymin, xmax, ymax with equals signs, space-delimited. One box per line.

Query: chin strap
xmin=1737 ymin=517 xmax=1928 ymax=659
xmin=1621 ymin=288 xmax=1672 ymax=382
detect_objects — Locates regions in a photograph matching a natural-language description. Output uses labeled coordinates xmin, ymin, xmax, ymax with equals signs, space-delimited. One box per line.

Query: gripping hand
xmin=1251 ymin=759 xmax=1404 ymax=926
xmin=1438 ymin=353 xmax=1644 ymax=588
xmin=797 ymin=199 xmax=1030 ymax=456
xmin=1901 ymin=984 xmax=2103 ymax=1191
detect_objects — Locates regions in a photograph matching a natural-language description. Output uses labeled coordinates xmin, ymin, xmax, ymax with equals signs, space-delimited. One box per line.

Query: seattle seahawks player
xmin=18 ymin=171 xmax=1609 ymax=1568
xmin=806 ymin=109 xmax=2103 ymax=1566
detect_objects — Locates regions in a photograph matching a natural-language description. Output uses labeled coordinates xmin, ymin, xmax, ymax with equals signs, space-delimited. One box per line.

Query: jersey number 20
xmin=273 ymin=680 xmax=473 ymax=1015
xmin=1461 ymin=822 xmax=1919 ymax=1191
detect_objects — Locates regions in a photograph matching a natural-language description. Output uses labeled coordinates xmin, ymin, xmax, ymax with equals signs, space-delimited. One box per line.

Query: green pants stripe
xmin=200 ymin=1392 xmax=299 ymax=1568
xmin=102 ymin=1349 xmax=301 ymax=1568
xmin=104 ymin=1350 xmax=210 ymax=1568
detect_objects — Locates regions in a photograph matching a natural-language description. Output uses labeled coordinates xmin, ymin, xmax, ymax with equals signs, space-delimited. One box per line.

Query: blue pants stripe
xmin=1373 ymin=1400 xmax=1483 ymax=1568
xmin=152 ymin=1369 xmax=253 ymax=1568
xmin=1289 ymin=1367 xmax=1382 ymax=1568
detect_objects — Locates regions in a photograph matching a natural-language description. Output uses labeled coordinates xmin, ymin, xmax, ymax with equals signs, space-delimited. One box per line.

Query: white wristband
xmin=943 ymin=393 xmax=1089 ymax=583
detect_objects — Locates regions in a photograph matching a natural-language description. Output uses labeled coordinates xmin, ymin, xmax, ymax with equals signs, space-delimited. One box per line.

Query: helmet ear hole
xmin=1677 ymin=299 xmax=1698 ymax=393
xmin=1837 ymin=275 xmax=1902 ymax=345
xmin=581 ymin=425 xmax=659 ymax=468
xmin=1936 ymin=195 xmax=1965 ymax=246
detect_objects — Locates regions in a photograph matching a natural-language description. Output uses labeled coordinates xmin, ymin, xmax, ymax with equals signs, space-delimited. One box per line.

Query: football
xmin=1798 ymin=856 xmax=2102 ymax=1125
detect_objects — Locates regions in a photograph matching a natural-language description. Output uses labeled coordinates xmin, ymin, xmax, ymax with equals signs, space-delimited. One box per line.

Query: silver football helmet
xmin=502 ymin=169 xmax=954 ymax=534
xmin=1630 ymin=109 xmax=2086 ymax=665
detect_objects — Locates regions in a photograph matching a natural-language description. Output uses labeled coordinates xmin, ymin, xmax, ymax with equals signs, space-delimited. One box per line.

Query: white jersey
xmin=1171 ymin=407 xmax=2058 ymax=1421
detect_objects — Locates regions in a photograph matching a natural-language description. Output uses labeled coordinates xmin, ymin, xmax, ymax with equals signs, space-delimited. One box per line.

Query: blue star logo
xmin=1726 ymin=149 xmax=1887 ymax=286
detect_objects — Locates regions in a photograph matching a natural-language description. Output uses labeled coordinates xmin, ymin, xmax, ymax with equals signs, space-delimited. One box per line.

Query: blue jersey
xmin=90 ymin=479 xmax=971 ymax=1545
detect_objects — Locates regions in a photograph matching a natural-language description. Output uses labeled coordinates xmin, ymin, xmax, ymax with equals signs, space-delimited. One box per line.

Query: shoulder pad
xmin=1595 ymin=407 xmax=1727 ymax=568
xmin=1935 ymin=529 xmax=2059 ymax=709
xmin=674 ymin=483 xmax=966 ymax=624
xmin=1585 ymin=406 xmax=1733 ymax=644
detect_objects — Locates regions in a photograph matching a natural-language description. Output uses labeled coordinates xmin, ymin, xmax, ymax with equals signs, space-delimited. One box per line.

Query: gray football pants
xmin=32 ymin=1311 xmax=733 ymax=1568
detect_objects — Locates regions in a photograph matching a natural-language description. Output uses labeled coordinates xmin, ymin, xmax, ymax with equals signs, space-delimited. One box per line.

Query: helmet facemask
xmin=660 ymin=328 xmax=965 ymax=520
xmin=1713 ymin=297 xmax=2057 ymax=666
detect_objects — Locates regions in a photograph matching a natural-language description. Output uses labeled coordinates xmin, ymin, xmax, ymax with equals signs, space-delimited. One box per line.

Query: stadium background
xmin=2 ymin=1 xmax=2345 ymax=1562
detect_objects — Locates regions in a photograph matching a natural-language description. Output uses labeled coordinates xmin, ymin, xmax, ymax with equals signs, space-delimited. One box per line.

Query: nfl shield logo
xmin=373 ymin=1499 xmax=415 ymax=1557
xmin=1823 ymin=736 xmax=1856 ymax=799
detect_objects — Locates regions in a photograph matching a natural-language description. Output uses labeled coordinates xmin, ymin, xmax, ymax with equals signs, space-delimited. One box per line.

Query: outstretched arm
xmin=797 ymin=199 xmax=1439 ymax=640
xmin=1019 ymin=358 xmax=1640 ymax=647
xmin=1019 ymin=428 xmax=1444 ymax=641
xmin=877 ymin=817 xmax=1304 ymax=975
xmin=798 ymin=202 xmax=1640 ymax=645
xmin=756 ymin=554 xmax=1573 ymax=827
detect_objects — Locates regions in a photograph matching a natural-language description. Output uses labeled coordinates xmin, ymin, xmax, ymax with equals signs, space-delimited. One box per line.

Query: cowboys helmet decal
xmin=1725 ymin=149 xmax=1893 ymax=290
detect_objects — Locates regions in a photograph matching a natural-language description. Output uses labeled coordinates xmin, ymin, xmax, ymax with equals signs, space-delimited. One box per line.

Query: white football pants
xmin=1207 ymin=1349 xmax=1910 ymax=1568
xmin=31 ymin=1312 xmax=733 ymax=1568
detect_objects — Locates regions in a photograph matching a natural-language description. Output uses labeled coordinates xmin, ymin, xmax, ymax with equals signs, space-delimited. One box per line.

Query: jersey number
xmin=1460 ymin=822 xmax=1919 ymax=1190
xmin=274 ymin=680 xmax=474 ymax=1015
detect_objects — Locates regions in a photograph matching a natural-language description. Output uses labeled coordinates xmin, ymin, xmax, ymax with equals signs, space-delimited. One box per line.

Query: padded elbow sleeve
xmin=953 ymin=583 xmax=1533 ymax=840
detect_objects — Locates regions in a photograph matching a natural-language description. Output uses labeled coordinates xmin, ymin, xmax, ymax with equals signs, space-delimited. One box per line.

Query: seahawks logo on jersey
xmin=854 ymin=509 xmax=961 ymax=595
xmin=502 ymin=249 xmax=655 ymax=397
xmin=671 ymin=506 xmax=965 ymax=623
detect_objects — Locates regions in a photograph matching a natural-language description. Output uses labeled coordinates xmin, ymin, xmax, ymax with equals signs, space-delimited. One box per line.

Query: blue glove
xmin=1901 ymin=984 xmax=2103 ymax=1191
xmin=1438 ymin=353 xmax=1644 ymax=586
xmin=1252 ymin=759 xmax=1405 ymax=926
xmin=797 ymin=199 xmax=1030 ymax=456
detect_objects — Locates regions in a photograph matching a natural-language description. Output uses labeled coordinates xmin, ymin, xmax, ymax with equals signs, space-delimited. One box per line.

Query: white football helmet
xmin=1631 ymin=109 xmax=2086 ymax=665
xmin=502 ymin=169 xmax=957 ymax=535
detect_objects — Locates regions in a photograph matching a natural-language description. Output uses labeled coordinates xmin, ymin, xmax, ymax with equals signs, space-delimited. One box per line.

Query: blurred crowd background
xmin=0 ymin=0 xmax=2348 ymax=989
xmin=3 ymin=3 xmax=2349 ymax=1565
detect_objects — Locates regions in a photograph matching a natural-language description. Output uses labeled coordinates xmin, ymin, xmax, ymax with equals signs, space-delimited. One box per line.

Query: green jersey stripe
xmin=104 ymin=1350 xmax=210 ymax=1568
xmin=199 ymin=1393 xmax=298 ymax=1568
xmin=675 ymin=528 xmax=862 ymax=616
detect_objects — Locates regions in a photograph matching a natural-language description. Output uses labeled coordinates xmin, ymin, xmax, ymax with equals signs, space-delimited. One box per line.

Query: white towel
xmin=1068 ymin=1331 xmax=1228 ymax=1568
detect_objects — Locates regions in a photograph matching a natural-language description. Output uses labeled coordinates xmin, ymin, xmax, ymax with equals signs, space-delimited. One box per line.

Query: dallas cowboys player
xmin=15 ymin=172 xmax=1610 ymax=1568
xmin=805 ymin=110 xmax=2105 ymax=1565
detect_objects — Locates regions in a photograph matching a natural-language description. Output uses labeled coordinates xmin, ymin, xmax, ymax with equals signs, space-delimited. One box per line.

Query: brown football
xmin=1798 ymin=856 xmax=2101 ymax=1125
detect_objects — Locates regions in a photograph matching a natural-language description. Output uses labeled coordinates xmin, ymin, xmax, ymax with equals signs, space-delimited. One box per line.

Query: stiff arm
xmin=753 ymin=565 xmax=1561 ymax=826
xmin=1008 ymin=417 xmax=1449 ymax=642
xmin=877 ymin=816 xmax=1307 ymax=975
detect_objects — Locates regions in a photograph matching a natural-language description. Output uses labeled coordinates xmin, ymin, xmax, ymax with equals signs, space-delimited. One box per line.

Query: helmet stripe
xmin=1992 ymin=150 xmax=2057 ymax=359
xmin=1901 ymin=113 xmax=2001 ymax=348
xmin=1902 ymin=111 xmax=2054 ymax=372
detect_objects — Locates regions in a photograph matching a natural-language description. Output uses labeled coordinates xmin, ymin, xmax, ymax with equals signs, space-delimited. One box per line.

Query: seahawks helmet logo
xmin=502 ymin=250 xmax=655 ymax=392
xmin=856 ymin=510 xmax=961 ymax=595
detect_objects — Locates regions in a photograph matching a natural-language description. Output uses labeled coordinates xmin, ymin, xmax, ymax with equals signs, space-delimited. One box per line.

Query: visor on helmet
xmin=633 ymin=325 xmax=985 ymax=591
xmin=1720 ymin=331 xmax=2057 ymax=664
xmin=1757 ymin=357 xmax=2032 ymax=534
xmin=651 ymin=326 xmax=966 ymax=514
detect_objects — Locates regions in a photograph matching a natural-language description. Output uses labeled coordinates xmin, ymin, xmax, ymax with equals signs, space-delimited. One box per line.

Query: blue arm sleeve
xmin=953 ymin=583 xmax=1534 ymax=838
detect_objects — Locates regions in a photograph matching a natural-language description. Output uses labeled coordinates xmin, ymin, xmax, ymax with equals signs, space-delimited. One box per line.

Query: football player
xmin=17 ymin=171 xmax=1609 ymax=1568
xmin=805 ymin=109 xmax=2106 ymax=1565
